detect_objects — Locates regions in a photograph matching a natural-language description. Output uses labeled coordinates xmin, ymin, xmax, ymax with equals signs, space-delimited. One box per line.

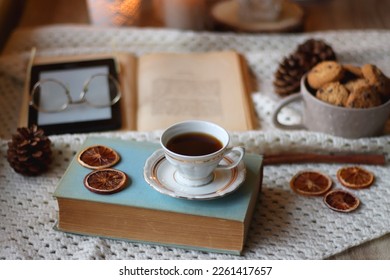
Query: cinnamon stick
xmin=263 ymin=153 xmax=386 ymax=166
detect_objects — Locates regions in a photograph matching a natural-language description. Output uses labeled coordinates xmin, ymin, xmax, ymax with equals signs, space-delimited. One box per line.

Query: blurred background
xmin=1 ymin=0 xmax=390 ymax=51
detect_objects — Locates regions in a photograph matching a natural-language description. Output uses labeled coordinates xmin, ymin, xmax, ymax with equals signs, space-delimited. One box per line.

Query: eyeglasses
xmin=30 ymin=73 xmax=121 ymax=113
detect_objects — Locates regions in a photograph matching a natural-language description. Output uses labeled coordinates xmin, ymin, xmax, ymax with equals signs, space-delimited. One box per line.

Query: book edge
xmin=53 ymin=223 xmax=242 ymax=256
xmin=55 ymin=198 xmax=245 ymax=255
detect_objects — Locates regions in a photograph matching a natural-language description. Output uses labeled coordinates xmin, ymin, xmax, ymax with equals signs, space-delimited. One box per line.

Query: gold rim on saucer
xmin=143 ymin=149 xmax=246 ymax=200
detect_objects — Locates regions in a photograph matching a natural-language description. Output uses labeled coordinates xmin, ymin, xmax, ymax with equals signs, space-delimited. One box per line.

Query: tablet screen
xmin=37 ymin=66 xmax=112 ymax=125
xmin=28 ymin=58 xmax=121 ymax=135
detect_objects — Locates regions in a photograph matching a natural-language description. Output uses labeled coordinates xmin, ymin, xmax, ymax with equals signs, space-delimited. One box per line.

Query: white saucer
xmin=211 ymin=0 xmax=304 ymax=32
xmin=144 ymin=149 xmax=246 ymax=200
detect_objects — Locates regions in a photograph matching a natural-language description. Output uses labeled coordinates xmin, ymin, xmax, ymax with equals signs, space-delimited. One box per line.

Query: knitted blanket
xmin=0 ymin=25 xmax=389 ymax=259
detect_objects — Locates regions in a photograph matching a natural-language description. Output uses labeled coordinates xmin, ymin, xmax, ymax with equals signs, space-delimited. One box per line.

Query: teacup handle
xmin=272 ymin=93 xmax=305 ymax=130
xmin=217 ymin=147 xmax=245 ymax=170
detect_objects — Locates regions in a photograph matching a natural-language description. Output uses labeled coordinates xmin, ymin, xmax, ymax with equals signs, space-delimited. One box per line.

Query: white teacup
xmin=160 ymin=120 xmax=245 ymax=187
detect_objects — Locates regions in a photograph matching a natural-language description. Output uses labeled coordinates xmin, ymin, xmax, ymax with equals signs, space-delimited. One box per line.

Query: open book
xmin=19 ymin=51 xmax=257 ymax=132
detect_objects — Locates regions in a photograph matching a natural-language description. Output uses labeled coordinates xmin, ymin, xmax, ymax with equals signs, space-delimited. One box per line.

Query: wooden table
xmin=17 ymin=0 xmax=390 ymax=31
xmin=9 ymin=0 xmax=390 ymax=260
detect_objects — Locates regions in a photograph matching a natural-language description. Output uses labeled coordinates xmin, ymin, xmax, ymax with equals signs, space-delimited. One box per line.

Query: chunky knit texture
xmin=0 ymin=26 xmax=389 ymax=259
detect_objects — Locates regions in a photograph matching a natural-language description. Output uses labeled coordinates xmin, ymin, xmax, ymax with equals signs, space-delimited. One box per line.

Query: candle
xmin=162 ymin=0 xmax=206 ymax=30
xmin=87 ymin=0 xmax=142 ymax=26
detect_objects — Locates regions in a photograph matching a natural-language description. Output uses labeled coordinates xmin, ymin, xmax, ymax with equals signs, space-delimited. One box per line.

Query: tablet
xmin=28 ymin=58 xmax=122 ymax=135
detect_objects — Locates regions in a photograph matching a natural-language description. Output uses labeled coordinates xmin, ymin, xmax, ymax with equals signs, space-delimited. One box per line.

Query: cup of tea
xmin=160 ymin=120 xmax=245 ymax=187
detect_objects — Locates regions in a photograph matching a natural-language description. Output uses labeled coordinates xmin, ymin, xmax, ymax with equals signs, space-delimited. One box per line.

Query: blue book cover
xmin=54 ymin=136 xmax=263 ymax=254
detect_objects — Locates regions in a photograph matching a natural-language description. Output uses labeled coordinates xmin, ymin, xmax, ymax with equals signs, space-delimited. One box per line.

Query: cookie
xmin=343 ymin=64 xmax=363 ymax=78
xmin=342 ymin=64 xmax=364 ymax=84
xmin=344 ymin=78 xmax=369 ymax=93
xmin=316 ymin=82 xmax=349 ymax=107
xmin=345 ymin=85 xmax=382 ymax=109
xmin=361 ymin=64 xmax=390 ymax=101
xmin=307 ymin=61 xmax=344 ymax=89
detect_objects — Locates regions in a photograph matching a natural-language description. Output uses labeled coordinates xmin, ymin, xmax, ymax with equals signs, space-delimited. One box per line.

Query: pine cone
xmin=296 ymin=38 xmax=337 ymax=69
xmin=274 ymin=39 xmax=337 ymax=96
xmin=273 ymin=53 xmax=307 ymax=96
xmin=7 ymin=125 xmax=52 ymax=176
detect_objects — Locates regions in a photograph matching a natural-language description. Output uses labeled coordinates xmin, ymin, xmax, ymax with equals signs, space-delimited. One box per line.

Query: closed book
xmin=53 ymin=137 xmax=263 ymax=255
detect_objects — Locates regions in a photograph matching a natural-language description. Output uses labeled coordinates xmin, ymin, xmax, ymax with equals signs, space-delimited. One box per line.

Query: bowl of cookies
xmin=272 ymin=61 xmax=390 ymax=138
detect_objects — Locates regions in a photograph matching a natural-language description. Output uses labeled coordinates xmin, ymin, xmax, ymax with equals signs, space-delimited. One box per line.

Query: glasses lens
xmin=84 ymin=74 xmax=120 ymax=107
xmin=31 ymin=80 xmax=69 ymax=112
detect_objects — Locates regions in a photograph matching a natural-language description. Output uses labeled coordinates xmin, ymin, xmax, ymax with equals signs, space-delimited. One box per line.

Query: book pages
xmin=137 ymin=51 xmax=254 ymax=131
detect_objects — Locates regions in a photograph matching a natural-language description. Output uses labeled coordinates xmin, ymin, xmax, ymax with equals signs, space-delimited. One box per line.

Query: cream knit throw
xmin=0 ymin=26 xmax=389 ymax=259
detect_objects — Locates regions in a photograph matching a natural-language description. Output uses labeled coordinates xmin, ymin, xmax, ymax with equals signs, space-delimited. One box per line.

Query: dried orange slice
xmin=78 ymin=145 xmax=120 ymax=169
xmin=290 ymin=170 xmax=332 ymax=196
xmin=84 ymin=168 xmax=127 ymax=194
xmin=324 ymin=190 xmax=360 ymax=213
xmin=337 ymin=166 xmax=374 ymax=189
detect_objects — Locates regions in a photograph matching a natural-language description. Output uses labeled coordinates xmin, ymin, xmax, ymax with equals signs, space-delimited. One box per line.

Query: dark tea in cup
xmin=166 ymin=132 xmax=223 ymax=156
